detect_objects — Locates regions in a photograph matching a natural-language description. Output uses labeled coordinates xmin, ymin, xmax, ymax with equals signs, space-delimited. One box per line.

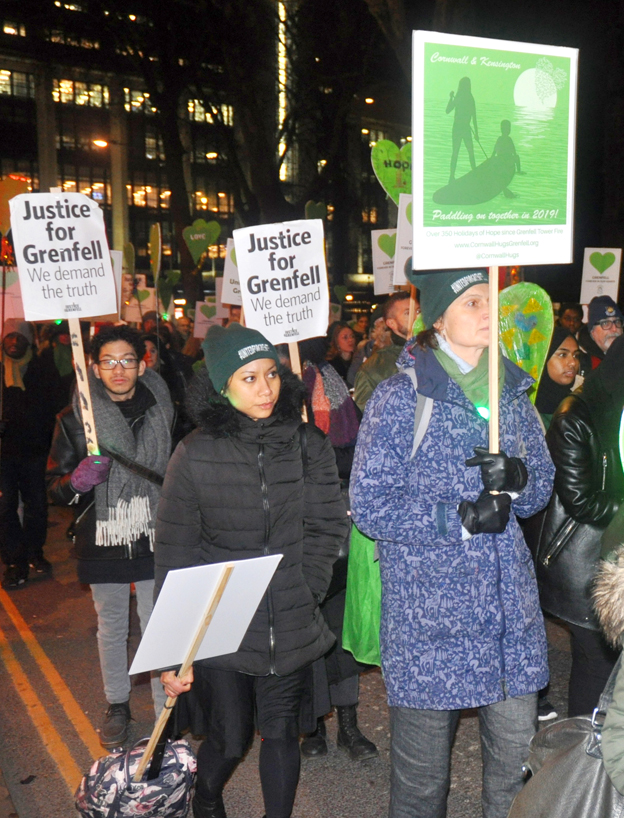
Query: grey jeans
xmin=90 ymin=580 xmax=166 ymax=716
xmin=389 ymin=693 xmax=537 ymax=818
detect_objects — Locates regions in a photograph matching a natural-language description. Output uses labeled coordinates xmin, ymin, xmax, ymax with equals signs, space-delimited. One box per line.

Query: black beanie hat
xmin=587 ymin=296 xmax=623 ymax=329
xmin=202 ymin=323 xmax=280 ymax=394
xmin=407 ymin=268 xmax=489 ymax=328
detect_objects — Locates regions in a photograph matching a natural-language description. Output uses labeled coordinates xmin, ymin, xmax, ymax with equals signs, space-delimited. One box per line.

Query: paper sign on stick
xmin=0 ymin=268 xmax=24 ymax=320
xmin=193 ymin=297 xmax=222 ymax=338
xmin=233 ymin=219 xmax=329 ymax=345
xmin=9 ymin=192 xmax=117 ymax=320
xmin=221 ymin=238 xmax=242 ymax=305
xmin=214 ymin=278 xmax=228 ymax=319
xmin=580 ymin=247 xmax=621 ymax=304
xmin=393 ymin=195 xmax=413 ymax=286
xmin=411 ymin=31 xmax=578 ymax=269
xmin=371 ymin=229 xmax=397 ymax=295
xmin=129 ymin=555 xmax=282 ymax=675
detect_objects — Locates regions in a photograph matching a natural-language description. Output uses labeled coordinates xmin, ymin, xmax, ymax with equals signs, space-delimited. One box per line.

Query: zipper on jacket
xmin=258 ymin=442 xmax=276 ymax=674
xmin=602 ymin=453 xmax=608 ymax=491
xmin=492 ymin=535 xmax=507 ymax=697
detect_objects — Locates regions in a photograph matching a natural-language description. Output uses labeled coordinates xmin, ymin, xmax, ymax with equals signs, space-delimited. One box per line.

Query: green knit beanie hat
xmin=202 ymin=323 xmax=280 ymax=394
xmin=407 ymin=268 xmax=489 ymax=328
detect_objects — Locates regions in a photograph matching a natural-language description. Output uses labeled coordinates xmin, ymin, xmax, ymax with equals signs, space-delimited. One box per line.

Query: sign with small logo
xmin=233 ymin=219 xmax=329 ymax=345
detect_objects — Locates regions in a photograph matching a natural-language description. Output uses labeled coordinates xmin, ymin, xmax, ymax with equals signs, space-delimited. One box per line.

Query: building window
xmin=145 ymin=127 xmax=165 ymax=161
xmin=188 ymin=100 xmax=233 ymax=126
xmin=124 ymin=88 xmax=156 ymax=115
xmin=0 ymin=70 xmax=35 ymax=99
xmin=48 ymin=29 xmax=99 ymax=48
xmin=3 ymin=22 xmax=26 ymax=36
xmin=52 ymin=78 xmax=109 ymax=107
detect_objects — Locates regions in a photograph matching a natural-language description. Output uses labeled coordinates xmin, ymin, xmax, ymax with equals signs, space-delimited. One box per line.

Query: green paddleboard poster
xmin=412 ymin=31 xmax=578 ymax=270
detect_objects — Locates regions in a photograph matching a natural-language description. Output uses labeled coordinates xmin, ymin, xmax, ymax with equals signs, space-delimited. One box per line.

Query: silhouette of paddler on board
xmin=446 ymin=76 xmax=478 ymax=181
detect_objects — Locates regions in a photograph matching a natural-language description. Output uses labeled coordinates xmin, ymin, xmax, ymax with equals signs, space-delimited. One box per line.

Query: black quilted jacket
xmin=536 ymin=394 xmax=624 ymax=628
xmin=154 ymin=368 xmax=348 ymax=676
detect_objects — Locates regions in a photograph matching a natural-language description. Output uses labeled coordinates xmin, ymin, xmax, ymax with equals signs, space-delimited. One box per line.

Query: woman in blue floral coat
xmin=350 ymin=269 xmax=554 ymax=818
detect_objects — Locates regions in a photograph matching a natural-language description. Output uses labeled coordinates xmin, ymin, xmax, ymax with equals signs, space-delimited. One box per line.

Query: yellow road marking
xmin=0 ymin=588 xmax=103 ymax=759
xmin=0 ymin=621 xmax=83 ymax=794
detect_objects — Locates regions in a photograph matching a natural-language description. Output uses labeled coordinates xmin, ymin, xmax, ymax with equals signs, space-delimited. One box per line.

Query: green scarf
xmin=434 ymin=346 xmax=504 ymax=410
xmin=53 ymin=342 xmax=74 ymax=378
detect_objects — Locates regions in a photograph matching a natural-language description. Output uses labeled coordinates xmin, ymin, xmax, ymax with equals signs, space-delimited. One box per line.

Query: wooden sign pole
xmin=407 ymin=284 xmax=418 ymax=336
xmin=488 ymin=266 xmax=499 ymax=454
xmin=68 ymin=318 xmax=99 ymax=456
xmin=133 ymin=563 xmax=234 ymax=782
xmin=288 ymin=341 xmax=308 ymax=422
xmin=48 ymin=186 xmax=101 ymax=458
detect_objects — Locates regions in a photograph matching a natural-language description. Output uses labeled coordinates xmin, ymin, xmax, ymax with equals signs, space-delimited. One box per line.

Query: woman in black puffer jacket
xmin=537 ymin=333 xmax=624 ymax=717
xmin=155 ymin=323 xmax=347 ymax=818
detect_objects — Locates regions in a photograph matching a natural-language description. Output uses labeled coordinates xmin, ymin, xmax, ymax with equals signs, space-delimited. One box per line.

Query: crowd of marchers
xmin=3 ymin=275 xmax=624 ymax=818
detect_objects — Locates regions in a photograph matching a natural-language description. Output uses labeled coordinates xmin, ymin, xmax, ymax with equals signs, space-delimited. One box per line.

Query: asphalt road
xmin=0 ymin=505 xmax=572 ymax=818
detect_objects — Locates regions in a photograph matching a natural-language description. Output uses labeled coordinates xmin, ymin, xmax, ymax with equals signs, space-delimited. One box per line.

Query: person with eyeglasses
xmin=578 ymin=295 xmax=624 ymax=370
xmin=46 ymin=325 xmax=173 ymax=749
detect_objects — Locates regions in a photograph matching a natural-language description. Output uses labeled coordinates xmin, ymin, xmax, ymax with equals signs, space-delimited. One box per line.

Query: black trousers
xmin=0 ymin=456 xmax=48 ymax=569
xmin=568 ymin=623 xmax=619 ymax=717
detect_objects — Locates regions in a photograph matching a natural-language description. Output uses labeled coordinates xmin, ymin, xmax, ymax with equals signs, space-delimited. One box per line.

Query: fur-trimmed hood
xmin=593 ymin=546 xmax=624 ymax=647
xmin=186 ymin=364 xmax=307 ymax=437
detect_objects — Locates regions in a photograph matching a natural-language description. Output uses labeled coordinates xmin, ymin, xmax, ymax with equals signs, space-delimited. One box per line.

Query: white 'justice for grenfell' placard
xmin=233 ymin=219 xmax=329 ymax=345
xmin=9 ymin=192 xmax=117 ymax=321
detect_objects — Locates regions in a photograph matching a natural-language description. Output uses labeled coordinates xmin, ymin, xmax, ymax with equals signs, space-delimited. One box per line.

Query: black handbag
xmin=534 ymin=489 xmax=605 ymax=629
xmin=507 ymin=655 xmax=624 ymax=818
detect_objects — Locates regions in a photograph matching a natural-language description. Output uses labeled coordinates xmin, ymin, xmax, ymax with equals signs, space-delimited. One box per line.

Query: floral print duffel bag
xmin=75 ymin=738 xmax=196 ymax=818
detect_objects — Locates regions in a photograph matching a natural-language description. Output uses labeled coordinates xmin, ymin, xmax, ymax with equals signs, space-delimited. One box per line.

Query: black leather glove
xmin=465 ymin=446 xmax=528 ymax=493
xmin=458 ymin=491 xmax=512 ymax=535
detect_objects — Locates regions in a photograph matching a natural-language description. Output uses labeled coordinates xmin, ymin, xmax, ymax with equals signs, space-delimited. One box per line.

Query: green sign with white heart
xmin=371 ymin=140 xmax=412 ymax=205
xmin=590 ymin=251 xmax=616 ymax=274
xmin=378 ymin=233 xmax=397 ymax=259
xmin=183 ymin=219 xmax=221 ymax=264
xmin=136 ymin=289 xmax=151 ymax=304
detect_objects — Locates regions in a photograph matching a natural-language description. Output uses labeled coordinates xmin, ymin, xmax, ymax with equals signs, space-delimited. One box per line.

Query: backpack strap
xmin=404 ymin=367 xmax=434 ymax=459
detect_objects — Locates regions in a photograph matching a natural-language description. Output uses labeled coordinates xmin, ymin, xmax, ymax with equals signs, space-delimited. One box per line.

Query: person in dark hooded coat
xmin=154 ymin=323 xmax=348 ymax=818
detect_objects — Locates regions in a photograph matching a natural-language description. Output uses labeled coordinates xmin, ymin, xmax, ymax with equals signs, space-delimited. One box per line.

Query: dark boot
xmin=100 ymin=701 xmax=131 ymax=749
xmin=336 ymin=705 xmax=378 ymax=761
xmin=193 ymin=790 xmax=227 ymax=818
xmin=300 ymin=717 xmax=327 ymax=758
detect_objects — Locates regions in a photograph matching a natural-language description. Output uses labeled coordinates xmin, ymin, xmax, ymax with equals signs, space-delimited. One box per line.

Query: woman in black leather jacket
xmin=537 ymin=334 xmax=624 ymax=715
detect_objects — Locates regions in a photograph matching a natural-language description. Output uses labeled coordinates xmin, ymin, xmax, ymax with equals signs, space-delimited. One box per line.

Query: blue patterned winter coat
xmin=350 ymin=343 xmax=554 ymax=710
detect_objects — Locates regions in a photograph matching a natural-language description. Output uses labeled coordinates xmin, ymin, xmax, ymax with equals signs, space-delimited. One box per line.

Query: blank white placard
xmin=129 ymin=555 xmax=282 ymax=675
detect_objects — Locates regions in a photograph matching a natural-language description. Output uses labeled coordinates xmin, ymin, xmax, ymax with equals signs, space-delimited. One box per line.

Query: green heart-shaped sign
xmin=305 ymin=200 xmax=327 ymax=221
xmin=378 ymin=233 xmax=396 ymax=259
xmin=149 ymin=224 xmax=161 ymax=277
xmin=371 ymin=140 xmax=412 ymax=205
xmin=499 ymin=282 xmax=554 ymax=403
xmin=123 ymin=242 xmax=135 ymax=279
xmin=334 ymin=285 xmax=348 ymax=303
xmin=200 ymin=304 xmax=217 ymax=319
xmin=136 ymin=289 xmax=151 ymax=304
xmin=231 ymin=247 xmax=237 ymax=266
xmin=183 ymin=219 xmax=221 ymax=264
xmin=590 ymin=251 xmax=616 ymax=274
xmin=406 ymin=201 xmax=412 ymax=226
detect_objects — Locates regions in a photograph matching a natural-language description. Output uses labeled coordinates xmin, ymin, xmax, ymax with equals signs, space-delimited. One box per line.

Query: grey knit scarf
xmin=72 ymin=367 xmax=173 ymax=548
